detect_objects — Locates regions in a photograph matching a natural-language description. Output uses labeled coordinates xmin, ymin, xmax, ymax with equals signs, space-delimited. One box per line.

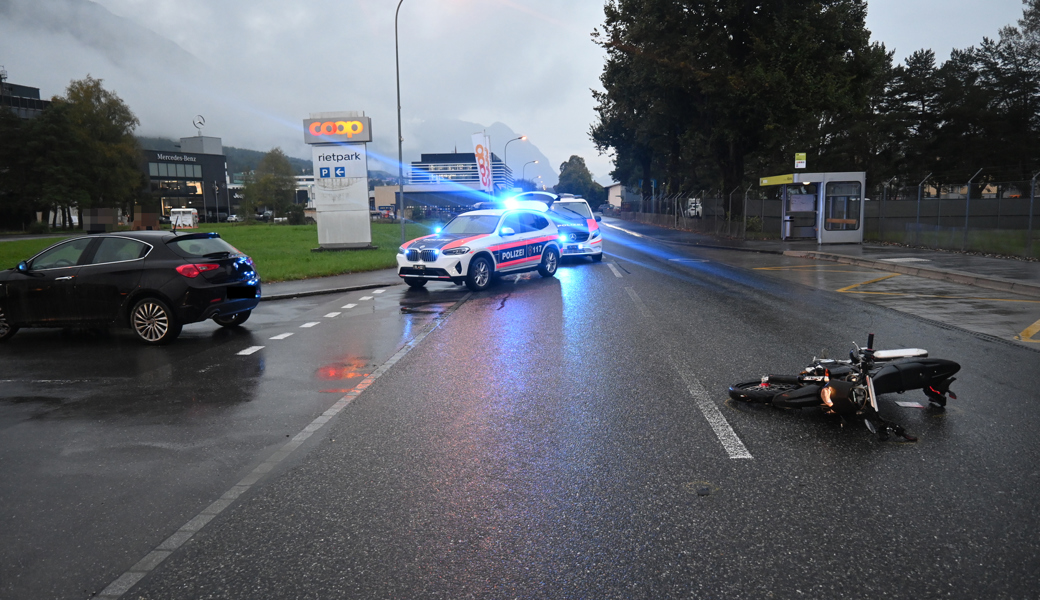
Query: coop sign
xmin=303 ymin=116 xmax=372 ymax=144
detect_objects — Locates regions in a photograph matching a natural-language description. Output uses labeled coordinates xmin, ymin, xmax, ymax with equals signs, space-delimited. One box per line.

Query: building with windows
xmin=0 ymin=70 xmax=51 ymax=120
xmin=144 ymin=136 xmax=231 ymax=221
xmin=409 ymin=152 xmax=513 ymax=189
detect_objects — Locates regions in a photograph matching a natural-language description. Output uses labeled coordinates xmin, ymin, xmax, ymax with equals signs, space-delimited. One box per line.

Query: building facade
xmin=0 ymin=77 xmax=51 ymax=120
xmin=409 ymin=152 xmax=513 ymax=190
xmin=143 ymin=136 xmax=230 ymax=221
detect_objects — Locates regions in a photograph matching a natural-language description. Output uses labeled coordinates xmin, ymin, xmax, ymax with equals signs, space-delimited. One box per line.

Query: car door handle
xmin=55 ymin=276 xmax=75 ymax=281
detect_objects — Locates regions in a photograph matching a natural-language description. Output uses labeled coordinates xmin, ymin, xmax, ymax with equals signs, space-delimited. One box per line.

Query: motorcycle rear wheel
xmin=728 ymin=380 xmax=800 ymax=403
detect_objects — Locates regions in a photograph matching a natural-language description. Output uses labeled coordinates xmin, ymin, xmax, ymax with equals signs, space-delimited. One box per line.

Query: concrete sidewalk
xmin=600 ymin=217 xmax=1040 ymax=299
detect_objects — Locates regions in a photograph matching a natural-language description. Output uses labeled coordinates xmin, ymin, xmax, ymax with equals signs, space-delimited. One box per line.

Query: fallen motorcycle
xmin=728 ymin=334 xmax=961 ymax=441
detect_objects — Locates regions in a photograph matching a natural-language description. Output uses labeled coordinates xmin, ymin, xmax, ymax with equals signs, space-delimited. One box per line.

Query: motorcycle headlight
xmin=442 ymin=246 xmax=469 ymax=256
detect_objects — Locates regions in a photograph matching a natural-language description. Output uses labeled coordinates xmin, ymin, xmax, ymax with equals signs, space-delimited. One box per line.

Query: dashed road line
xmin=625 ymin=286 xmax=751 ymax=459
xmin=372 ymin=289 xmax=385 ymax=294
xmin=300 ymin=322 xmax=320 ymax=328
xmin=608 ymin=262 xmax=623 ymax=278
xmin=236 ymin=346 xmax=264 ymax=356
xmin=270 ymin=333 xmax=294 ymax=340
xmin=359 ymin=296 xmax=373 ymax=301
xmin=324 ymin=312 xmax=341 ymax=318
xmin=97 ymin=292 xmax=474 ymax=599
xmin=342 ymin=304 xmax=357 ymax=309
xmin=625 ymin=286 xmax=651 ymax=317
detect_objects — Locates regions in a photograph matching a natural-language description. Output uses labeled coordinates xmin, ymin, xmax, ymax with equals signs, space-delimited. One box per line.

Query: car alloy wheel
xmin=131 ymin=298 xmax=181 ymax=344
xmin=466 ymin=256 xmax=493 ymax=291
xmin=0 ymin=306 xmax=18 ymax=342
xmin=538 ymin=247 xmax=559 ymax=278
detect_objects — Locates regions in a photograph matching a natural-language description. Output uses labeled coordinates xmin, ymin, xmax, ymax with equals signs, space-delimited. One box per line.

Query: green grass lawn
xmin=0 ymin=223 xmax=435 ymax=282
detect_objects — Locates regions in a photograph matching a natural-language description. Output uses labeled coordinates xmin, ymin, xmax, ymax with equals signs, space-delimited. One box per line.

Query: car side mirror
xmin=16 ymin=261 xmax=28 ymax=273
xmin=595 ymin=215 xmax=602 ymax=222
xmin=499 ymin=227 xmax=516 ymax=236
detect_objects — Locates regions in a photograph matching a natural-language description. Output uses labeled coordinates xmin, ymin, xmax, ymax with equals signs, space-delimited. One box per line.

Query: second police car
xmin=397 ymin=200 xmax=563 ymax=291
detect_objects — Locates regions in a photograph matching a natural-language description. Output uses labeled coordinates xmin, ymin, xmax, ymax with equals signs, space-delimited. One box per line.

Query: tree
xmin=62 ymin=76 xmax=144 ymax=219
xmin=554 ymin=155 xmax=606 ymax=203
xmin=242 ymin=148 xmax=295 ymax=218
xmin=591 ymin=0 xmax=886 ymax=211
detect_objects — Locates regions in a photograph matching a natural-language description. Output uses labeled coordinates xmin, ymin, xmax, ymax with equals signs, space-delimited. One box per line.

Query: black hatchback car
xmin=0 ymin=231 xmax=261 ymax=344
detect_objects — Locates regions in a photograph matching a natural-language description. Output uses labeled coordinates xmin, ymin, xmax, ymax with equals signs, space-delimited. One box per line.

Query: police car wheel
xmin=537 ymin=247 xmax=559 ymax=278
xmin=404 ymin=277 xmax=427 ymax=289
xmin=591 ymin=252 xmax=603 ymax=262
xmin=465 ymin=256 xmax=493 ymax=291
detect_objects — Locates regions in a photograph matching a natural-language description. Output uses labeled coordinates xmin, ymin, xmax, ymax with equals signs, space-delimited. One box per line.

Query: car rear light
xmin=176 ymin=263 xmax=221 ymax=278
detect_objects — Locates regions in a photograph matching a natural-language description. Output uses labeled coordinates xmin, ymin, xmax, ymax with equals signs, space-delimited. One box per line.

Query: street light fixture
xmin=523 ymin=160 xmax=538 ymax=181
xmin=504 ymin=135 xmax=526 ymax=174
xmin=395 ymin=0 xmax=406 ymax=243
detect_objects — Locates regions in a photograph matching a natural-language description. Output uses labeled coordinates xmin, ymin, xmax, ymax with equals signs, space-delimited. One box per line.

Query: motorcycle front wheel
xmin=728 ymin=380 xmax=801 ymax=403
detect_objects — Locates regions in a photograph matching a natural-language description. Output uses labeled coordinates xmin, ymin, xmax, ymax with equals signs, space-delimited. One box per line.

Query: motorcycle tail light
xmin=176 ymin=263 xmax=221 ymax=278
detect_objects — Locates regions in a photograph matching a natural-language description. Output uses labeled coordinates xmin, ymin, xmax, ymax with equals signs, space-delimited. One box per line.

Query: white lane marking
xmin=602 ymin=222 xmax=650 ymax=239
xmin=879 ymin=257 xmax=931 ymax=263
xmin=608 ymin=262 xmax=623 ymax=278
xmin=896 ymin=401 xmax=925 ymax=408
xmin=373 ymin=289 xmax=385 ymax=294
xmin=669 ymin=258 xmax=708 ymax=263
xmin=359 ymin=296 xmax=373 ymax=301
xmin=237 ymin=346 xmax=264 ymax=356
xmin=300 ymin=322 xmax=320 ymax=328
xmin=674 ymin=365 xmax=753 ymax=459
xmin=342 ymin=304 xmax=357 ymax=309
xmin=270 ymin=333 xmax=294 ymax=340
xmin=625 ymin=287 xmax=652 ymax=318
xmin=626 ymin=286 xmax=752 ymax=459
xmin=96 ymin=292 xmax=475 ymax=599
xmin=324 ymin=312 xmax=341 ymax=318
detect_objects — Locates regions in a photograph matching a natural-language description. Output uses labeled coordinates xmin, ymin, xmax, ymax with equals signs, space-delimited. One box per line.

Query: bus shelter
xmin=759 ymin=171 xmax=866 ymax=244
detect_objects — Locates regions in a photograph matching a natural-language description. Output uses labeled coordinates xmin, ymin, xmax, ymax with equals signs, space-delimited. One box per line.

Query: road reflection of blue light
xmin=607 ymin=234 xmax=778 ymax=294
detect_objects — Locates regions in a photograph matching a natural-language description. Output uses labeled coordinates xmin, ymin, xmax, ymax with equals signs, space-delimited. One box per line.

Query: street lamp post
xmin=503 ymin=135 xmax=526 ymax=180
xmin=395 ymin=0 xmax=406 ymax=243
xmin=522 ymin=160 xmax=538 ymax=182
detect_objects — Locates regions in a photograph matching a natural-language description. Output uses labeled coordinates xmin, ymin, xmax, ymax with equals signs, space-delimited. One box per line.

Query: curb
xmin=261 ymin=281 xmax=402 ymax=302
xmin=784 ymin=250 xmax=1040 ymax=300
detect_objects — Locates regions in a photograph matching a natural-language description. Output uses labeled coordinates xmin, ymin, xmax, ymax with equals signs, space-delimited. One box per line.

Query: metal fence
xmin=614 ymin=180 xmax=1040 ymax=258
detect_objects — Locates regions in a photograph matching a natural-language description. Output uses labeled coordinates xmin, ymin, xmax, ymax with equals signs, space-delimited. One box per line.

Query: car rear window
xmin=167 ymin=236 xmax=242 ymax=259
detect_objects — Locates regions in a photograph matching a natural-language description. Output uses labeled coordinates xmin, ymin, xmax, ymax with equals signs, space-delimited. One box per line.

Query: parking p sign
xmin=313 ymin=144 xmax=368 ymax=179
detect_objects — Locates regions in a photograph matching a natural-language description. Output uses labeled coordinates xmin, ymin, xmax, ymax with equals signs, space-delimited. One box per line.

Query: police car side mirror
xmin=500 ymin=227 xmax=516 ymax=236
xmin=595 ymin=216 xmax=602 ymax=222
xmin=16 ymin=261 xmax=29 ymax=273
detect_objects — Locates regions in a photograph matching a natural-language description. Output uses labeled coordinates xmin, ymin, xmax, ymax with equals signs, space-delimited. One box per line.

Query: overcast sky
xmin=0 ymin=0 xmax=1029 ymax=185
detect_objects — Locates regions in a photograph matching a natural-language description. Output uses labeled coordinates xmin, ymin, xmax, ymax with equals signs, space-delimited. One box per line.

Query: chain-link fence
xmin=612 ymin=180 xmax=1040 ymax=258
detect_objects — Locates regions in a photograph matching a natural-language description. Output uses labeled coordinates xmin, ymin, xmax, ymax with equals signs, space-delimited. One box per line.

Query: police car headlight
xmin=591 ymin=230 xmax=601 ymax=239
xmin=558 ymin=234 xmax=568 ymax=243
xmin=442 ymin=247 xmax=469 ymax=256
xmin=398 ymin=245 xmax=407 ymax=254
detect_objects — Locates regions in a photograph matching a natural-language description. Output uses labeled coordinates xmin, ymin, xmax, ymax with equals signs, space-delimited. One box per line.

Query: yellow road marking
xmin=1016 ymin=318 xmax=1040 ymax=343
xmin=837 ymin=274 xmax=901 ymax=293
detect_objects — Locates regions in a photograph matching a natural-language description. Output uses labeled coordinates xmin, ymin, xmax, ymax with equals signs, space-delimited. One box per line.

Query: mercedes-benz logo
xmin=569 ymin=233 xmax=577 ymax=241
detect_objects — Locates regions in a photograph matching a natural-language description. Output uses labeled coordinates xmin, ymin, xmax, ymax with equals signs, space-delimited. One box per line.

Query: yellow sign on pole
xmin=795 ymin=153 xmax=807 ymax=169
xmin=759 ymin=173 xmax=794 ymax=186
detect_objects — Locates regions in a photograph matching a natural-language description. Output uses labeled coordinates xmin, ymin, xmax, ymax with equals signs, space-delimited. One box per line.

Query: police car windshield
xmin=441 ymin=214 xmax=501 ymax=235
xmin=550 ymin=202 xmax=592 ymax=220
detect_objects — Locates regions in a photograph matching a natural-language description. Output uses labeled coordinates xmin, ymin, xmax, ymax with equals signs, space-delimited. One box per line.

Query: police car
xmin=397 ymin=200 xmax=563 ymax=291
xmin=547 ymin=194 xmax=603 ymax=261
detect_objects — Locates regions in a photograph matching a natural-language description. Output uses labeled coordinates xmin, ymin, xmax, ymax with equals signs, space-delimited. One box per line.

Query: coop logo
xmin=303 ymin=116 xmax=372 ymax=143
xmin=309 ymin=121 xmax=364 ymax=138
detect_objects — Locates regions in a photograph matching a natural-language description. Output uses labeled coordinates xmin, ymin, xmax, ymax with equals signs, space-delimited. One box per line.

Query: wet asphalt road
xmin=2 ymin=226 xmax=1040 ymax=599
